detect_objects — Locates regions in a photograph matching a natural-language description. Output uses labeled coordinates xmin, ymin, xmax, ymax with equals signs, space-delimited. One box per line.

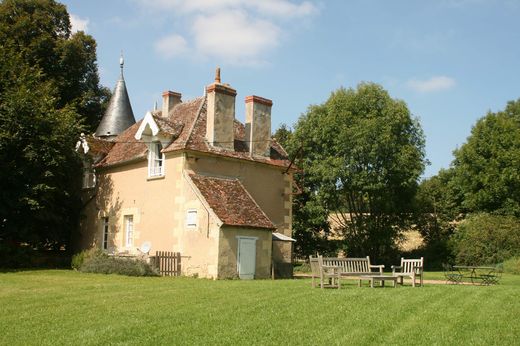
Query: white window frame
xmin=82 ymin=166 xmax=96 ymax=189
xmin=125 ymin=215 xmax=134 ymax=248
xmin=148 ymin=142 xmax=165 ymax=177
xmin=186 ymin=209 xmax=198 ymax=228
xmin=102 ymin=217 xmax=109 ymax=250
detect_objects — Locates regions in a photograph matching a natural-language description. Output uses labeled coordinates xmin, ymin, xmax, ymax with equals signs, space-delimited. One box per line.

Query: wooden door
xmin=237 ymin=237 xmax=257 ymax=279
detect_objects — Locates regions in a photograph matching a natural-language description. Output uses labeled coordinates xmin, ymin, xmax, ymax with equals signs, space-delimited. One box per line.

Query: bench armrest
xmin=391 ymin=265 xmax=401 ymax=275
xmin=370 ymin=264 xmax=385 ymax=274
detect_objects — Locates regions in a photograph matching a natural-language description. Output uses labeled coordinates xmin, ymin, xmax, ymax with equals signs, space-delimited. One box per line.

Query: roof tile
xmin=189 ymin=174 xmax=275 ymax=229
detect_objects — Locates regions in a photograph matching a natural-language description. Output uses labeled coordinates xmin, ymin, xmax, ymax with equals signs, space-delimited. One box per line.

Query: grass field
xmin=1 ymin=270 xmax=519 ymax=345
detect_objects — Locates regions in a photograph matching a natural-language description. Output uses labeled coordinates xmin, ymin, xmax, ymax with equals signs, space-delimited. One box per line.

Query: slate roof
xmin=189 ymin=174 xmax=275 ymax=230
xmin=95 ymin=73 xmax=136 ymax=138
xmin=94 ymin=96 xmax=291 ymax=169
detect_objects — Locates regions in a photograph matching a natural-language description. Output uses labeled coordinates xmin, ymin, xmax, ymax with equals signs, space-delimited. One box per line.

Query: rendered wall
xmin=177 ymin=173 xmax=220 ymax=278
xmin=79 ymin=150 xmax=293 ymax=279
xmin=217 ymin=226 xmax=272 ymax=279
xmin=186 ymin=153 xmax=293 ymax=275
xmin=78 ymin=153 xmax=185 ymax=256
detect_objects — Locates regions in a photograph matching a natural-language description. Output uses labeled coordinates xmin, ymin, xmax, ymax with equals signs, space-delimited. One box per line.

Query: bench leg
xmin=381 ymin=279 xmax=385 ymax=288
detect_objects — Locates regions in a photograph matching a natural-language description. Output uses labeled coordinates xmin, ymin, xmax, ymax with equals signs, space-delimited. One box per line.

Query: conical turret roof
xmin=95 ymin=55 xmax=136 ymax=139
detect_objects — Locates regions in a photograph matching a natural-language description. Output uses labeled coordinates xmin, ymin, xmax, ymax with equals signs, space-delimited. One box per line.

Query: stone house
xmin=76 ymin=62 xmax=295 ymax=279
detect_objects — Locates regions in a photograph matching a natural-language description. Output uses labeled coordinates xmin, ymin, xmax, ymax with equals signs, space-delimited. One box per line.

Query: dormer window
xmin=148 ymin=141 xmax=165 ymax=177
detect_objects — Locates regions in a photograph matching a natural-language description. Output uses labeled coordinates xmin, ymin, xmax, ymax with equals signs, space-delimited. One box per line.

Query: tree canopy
xmin=0 ymin=0 xmax=110 ymax=131
xmin=0 ymin=0 xmax=108 ymax=257
xmin=451 ymin=99 xmax=520 ymax=216
xmin=287 ymin=83 xmax=426 ymax=262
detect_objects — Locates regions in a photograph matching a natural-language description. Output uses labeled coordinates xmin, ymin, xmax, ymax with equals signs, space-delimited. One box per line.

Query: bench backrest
xmin=309 ymin=255 xmax=320 ymax=277
xmin=322 ymin=256 xmax=371 ymax=273
xmin=400 ymin=257 xmax=424 ymax=274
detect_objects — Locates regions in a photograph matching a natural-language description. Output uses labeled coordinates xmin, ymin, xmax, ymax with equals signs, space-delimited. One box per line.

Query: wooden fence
xmin=151 ymin=251 xmax=182 ymax=276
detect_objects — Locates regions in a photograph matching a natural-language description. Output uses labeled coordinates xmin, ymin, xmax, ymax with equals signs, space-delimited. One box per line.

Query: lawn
xmin=1 ymin=270 xmax=519 ymax=345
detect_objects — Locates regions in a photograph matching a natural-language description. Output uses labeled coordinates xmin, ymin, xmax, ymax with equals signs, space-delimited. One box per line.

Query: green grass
xmin=1 ymin=270 xmax=519 ymax=345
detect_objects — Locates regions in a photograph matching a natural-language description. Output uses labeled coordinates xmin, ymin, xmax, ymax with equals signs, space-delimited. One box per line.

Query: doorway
xmin=237 ymin=236 xmax=257 ymax=279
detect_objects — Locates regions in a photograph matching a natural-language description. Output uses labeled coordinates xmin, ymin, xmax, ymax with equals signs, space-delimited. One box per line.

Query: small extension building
xmin=76 ymin=62 xmax=295 ymax=279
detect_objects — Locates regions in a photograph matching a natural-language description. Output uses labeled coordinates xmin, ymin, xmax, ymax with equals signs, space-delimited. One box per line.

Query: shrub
xmin=78 ymin=249 xmax=158 ymax=276
xmin=294 ymin=262 xmax=311 ymax=273
xmin=450 ymin=213 xmax=520 ymax=265
xmin=71 ymin=248 xmax=98 ymax=270
xmin=503 ymin=257 xmax=520 ymax=275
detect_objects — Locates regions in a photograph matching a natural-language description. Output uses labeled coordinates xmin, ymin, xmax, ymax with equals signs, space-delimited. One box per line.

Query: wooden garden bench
xmin=321 ymin=256 xmax=384 ymax=277
xmin=391 ymin=257 xmax=424 ymax=287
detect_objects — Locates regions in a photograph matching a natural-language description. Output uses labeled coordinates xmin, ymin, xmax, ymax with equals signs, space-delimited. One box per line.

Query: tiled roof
xmin=189 ymin=174 xmax=275 ymax=229
xmin=95 ymin=96 xmax=291 ymax=168
xmin=96 ymin=121 xmax=147 ymax=166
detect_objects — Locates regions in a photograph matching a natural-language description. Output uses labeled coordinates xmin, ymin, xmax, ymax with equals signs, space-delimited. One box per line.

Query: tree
xmin=450 ymin=213 xmax=520 ymax=265
xmin=0 ymin=0 xmax=110 ymax=131
xmin=0 ymin=0 xmax=107 ymax=259
xmin=272 ymin=123 xmax=292 ymax=149
xmin=411 ymin=169 xmax=463 ymax=267
xmin=288 ymin=83 xmax=426 ymax=262
xmin=451 ymin=99 xmax=520 ymax=216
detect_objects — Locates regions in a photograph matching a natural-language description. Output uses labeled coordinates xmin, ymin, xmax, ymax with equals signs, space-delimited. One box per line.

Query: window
xmin=82 ymin=166 xmax=96 ymax=189
xmin=125 ymin=215 xmax=134 ymax=247
xmin=102 ymin=217 xmax=109 ymax=250
xmin=148 ymin=142 xmax=164 ymax=177
xmin=186 ymin=210 xmax=197 ymax=228
xmin=82 ymin=159 xmax=96 ymax=189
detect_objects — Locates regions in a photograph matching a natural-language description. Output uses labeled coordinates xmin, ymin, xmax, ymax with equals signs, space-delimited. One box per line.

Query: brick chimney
xmin=162 ymin=90 xmax=182 ymax=117
xmin=245 ymin=95 xmax=272 ymax=156
xmin=206 ymin=67 xmax=236 ymax=150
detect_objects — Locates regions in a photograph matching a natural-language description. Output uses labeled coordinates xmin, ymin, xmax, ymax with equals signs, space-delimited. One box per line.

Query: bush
xmin=77 ymin=249 xmax=158 ymax=277
xmin=294 ymin=262 xmax=311 ymax=273
xmin=71 ymin=248 xmax=97 ymax=270
xmin=503 ymin=257 xmax=520 ymax=275
xmin=450 ymin=213 xmax=520 ymax=265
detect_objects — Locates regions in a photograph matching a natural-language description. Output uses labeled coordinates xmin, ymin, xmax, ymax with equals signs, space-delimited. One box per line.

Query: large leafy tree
xmin=288 ymin=84 xmax=426 ymax=262
xmin=0 ymin=0 xmax=108 ymax=256
xmin=0 ymin=0 xmax=110 ymax=130
xmin=451 ymin=99 xmax=520 ymax=216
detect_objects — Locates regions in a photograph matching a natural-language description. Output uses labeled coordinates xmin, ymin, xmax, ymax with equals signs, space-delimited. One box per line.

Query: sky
xmin=62 ymin=0 xmax=520 ymax=178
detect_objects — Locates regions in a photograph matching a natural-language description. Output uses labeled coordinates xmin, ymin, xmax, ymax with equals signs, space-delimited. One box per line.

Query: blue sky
xmin=62 ymin=0 xmax=520 ymax=177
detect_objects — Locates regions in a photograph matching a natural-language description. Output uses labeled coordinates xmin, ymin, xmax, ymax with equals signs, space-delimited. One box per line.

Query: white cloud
xmin=192 ymin=10 xmax=279 ymax=64
xmin=139 ymin=0 xmax=318 ymax=64
xmin=70 ymin=14 xmax=89 ymax=33
xmin=154 ymin=34 xmax=190 ymax=59
xmin=407 ymin=76 xmax=456 ymax=93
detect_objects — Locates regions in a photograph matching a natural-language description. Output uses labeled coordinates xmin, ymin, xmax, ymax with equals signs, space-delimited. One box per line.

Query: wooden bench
xmin=321 ymin=256 xmax=385 ymax=277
